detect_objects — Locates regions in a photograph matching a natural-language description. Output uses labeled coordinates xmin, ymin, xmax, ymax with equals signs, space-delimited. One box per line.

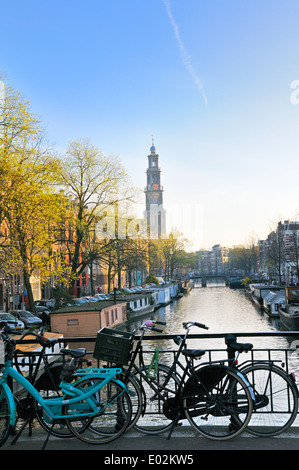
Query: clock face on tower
xmin=153 ymin=184 xmax=158 ymax=190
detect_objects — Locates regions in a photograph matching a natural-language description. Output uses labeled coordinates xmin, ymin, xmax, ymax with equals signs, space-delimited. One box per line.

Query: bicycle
xmin=224 ymin=334 xmax=299 ymax=437
xmin=96 ymin=320 xmax=254 ymax=441
xmin=0 ymin=325 xmax=132 ymax=449
xmin=11 ymin=329 xmax=92 ymax=442
xmin=129 ymin=322 xmax=298 ymax=438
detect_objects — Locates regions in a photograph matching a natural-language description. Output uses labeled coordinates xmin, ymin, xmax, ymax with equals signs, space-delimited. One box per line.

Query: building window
xmin=67 ymin=319 xmax=78 ymax=326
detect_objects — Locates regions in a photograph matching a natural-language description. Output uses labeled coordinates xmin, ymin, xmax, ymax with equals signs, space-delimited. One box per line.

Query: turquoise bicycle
xmin=0 ymin=326 xmax=132 ymax=448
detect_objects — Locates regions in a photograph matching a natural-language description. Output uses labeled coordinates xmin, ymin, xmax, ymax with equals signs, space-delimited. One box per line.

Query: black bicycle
xmin=224 ymin=334 xmax=299 ymax=437
xmin=96 ymin=321 xmax=254 ymax=441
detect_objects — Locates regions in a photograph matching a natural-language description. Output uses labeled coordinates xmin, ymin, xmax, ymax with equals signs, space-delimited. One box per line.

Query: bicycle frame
xmin=0 ymin=359 xmax=126 ymax=427
xmin=123 ymin=321 xmax=255 ymax=415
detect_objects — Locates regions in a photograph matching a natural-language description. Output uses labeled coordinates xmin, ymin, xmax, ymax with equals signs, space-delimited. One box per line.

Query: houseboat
xmin=124 ymin=292 xmax=155 ymax=319
xmin=229 ymin=278 xmax=244 ymax=288
xmin=278 ymin=287 xmax=299 ymax=331
xmin=168 ymin=283 xmax=179 ymax=300
xmin=262 ymin=290 xmax=285 ymax=317
xmin=50 ymin=300 xmax=127 ymax=337
xmin=179 ymin=281 xmax=192 ymax=294
xmin=248 ymin=284 xmax=283 ymax=309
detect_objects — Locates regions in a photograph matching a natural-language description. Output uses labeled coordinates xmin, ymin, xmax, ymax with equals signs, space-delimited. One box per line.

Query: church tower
xmin=144 ymin=140 xmax=166 ymax=238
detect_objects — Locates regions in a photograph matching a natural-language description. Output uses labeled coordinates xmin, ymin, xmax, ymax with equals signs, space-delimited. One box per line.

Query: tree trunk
xmin=23 ymin=269 xmax=36 ymax=313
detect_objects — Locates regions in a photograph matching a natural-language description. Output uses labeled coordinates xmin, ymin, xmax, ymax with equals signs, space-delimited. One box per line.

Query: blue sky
xmin=1 ymin=0 xmax=299 ymax=249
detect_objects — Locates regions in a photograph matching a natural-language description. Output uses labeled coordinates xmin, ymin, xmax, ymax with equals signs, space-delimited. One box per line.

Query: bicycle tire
xmin=183 ymin=365 xmax=253 ymax=440
xmin=35 ymin=364 xmax=77 ymax=438
xmin=133 ymin=363 xmax=181 ymax=435
xmin=240 ymin=363 xmax=299 ymax=437
xmin=63 ymin=377 xmax=132 ymax=444
xmin=119 ymin=371 xmax=144 ymax=430
xmin=0 ymin=384 xmax=12 ymax=447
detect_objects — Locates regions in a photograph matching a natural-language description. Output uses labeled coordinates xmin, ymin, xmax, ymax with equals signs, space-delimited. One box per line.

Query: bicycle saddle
xmin=60 ymin=348 xmax=86 ymax=358
xmin=227 ymin=341 xmax=253 ymax=353
xmin=182 ymin=349 xmax=206 ymax=359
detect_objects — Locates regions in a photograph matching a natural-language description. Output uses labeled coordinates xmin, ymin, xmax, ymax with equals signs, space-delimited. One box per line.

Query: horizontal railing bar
xmin=58 ymin=331 xmax=299 ymax=344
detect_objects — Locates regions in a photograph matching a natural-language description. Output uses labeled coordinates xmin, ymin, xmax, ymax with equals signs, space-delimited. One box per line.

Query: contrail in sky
xmin=163 ymin=0 xmax=207 ymax=105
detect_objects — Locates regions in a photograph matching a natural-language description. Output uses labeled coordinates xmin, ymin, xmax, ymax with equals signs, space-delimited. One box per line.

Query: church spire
xmin=144 ymin=139 xmax=166 ymax=238
xmin=150 ymin=135 xmax=156 ymax=154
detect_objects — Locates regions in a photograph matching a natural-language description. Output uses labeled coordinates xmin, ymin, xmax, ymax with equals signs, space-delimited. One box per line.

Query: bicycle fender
xmin=236 ymin=371 xmax=256 ymax=402
xmin=111 ymin=378 xmax=129 ymax=393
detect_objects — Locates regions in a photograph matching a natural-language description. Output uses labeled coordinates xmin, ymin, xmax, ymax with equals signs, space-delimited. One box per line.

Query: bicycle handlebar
xmin=183 ymin=321 xmax=209 ymax=330
xmin=139 ymin=320 xmax=166 ymax=334
xmin=15 ymin=330 xmax=58 ymax=349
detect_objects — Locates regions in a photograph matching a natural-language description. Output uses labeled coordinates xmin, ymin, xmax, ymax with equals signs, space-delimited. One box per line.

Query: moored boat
xmin=262 ymin=290 xmax=285 ymax=317
xmin=278 ymin=287 xmax=299 ymax=330
xmin=229 ymin=278 xmax=244 ymax=289
xmin=248 ymin=284 xmax=283 ymax=309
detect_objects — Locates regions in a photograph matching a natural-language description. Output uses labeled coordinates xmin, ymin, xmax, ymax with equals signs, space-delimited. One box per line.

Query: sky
xmin=1 ymin=0 xmax=299 ymax=251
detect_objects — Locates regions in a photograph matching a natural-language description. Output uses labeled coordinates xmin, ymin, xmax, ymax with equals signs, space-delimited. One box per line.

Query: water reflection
xmin=73 ymin=286 xmax=298 ymax=372
xmin=126 ymin=284 xmax=291 ymax=354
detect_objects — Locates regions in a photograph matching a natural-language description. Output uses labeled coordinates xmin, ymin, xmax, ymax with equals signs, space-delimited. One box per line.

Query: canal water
xmin=125 ymin=282 xmax=299 ymax=429
xmin=126 ymin=281 xmax=298 ymax=368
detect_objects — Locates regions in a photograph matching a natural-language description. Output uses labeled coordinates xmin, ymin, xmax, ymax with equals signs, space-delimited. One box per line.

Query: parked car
xmin=83 ymin=296 xmax=99 ymax=302
xmin=94 ymin=294 xmax=106 ymax=301
xmin=0 ymin=312 xmax=24 ymax=332
xmin=9 ymin=310 xmax=42 ymax=329
xmin=71 ymin=298 xmax=88 ymax=305
xmin=34 ymin=299 xmax=55 ymax=311
xmin=122 ymin=288 xmax=132 ymax=294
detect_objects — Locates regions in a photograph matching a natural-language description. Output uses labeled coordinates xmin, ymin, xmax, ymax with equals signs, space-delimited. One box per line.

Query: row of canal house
xmin=50 ymin=282 xmax=180 ymax=338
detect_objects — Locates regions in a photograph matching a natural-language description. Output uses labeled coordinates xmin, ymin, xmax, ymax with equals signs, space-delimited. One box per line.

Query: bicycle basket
xmin=93 ymin=328 xmax=133 ymax=365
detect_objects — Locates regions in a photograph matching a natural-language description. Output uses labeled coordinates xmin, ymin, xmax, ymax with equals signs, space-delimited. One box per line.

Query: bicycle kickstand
xmin=166 ymin=412 xmax=182 ymax=441
xmin=10 ymin=418 xmax=34 ymax=446
xmin=42 ymin=423 xmax=55 ymax=450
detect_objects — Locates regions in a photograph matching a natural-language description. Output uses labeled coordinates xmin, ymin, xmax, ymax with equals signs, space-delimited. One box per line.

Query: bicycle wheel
xmin=133 ymin=363 xmax=181 ymax=435
xmin=63 ymin=377 xmax=132 ymax=444
xmin=183 ymin=365 xmax=253 ymax=440
xmin=119 ymin=371 xmax=144 ymax=430
xmin=241 ymin=363 xmax=298 ymax=437
xmin=0 ymin=385 xmax=12 ymax=447
xmin=35 ymin=364 xmax=77 ymax=438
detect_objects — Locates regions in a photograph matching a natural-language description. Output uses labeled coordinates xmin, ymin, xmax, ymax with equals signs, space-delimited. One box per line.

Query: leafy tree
xmin=0 ymin=74 xmax=65 ymax=311
xmin=145 ymin=273 xmax=159 ymax=285
xmin=57 ymin=139 xmax=134 ymax=294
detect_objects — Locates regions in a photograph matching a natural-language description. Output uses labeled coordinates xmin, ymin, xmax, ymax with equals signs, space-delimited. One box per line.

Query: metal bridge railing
xmin=15 ymin=330 xmax=299 ymax=424
xmin=15 ymin=330 xmax=299 ymax=374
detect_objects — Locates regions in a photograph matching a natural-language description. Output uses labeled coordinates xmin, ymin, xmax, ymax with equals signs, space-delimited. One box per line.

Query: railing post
xmin=225 ymin=334 xmax=237 ymax=366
